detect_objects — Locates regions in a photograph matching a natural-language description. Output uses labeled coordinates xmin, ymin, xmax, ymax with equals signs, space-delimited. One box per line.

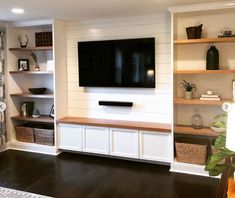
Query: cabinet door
xmin=58 ymin=124 xmax=82 ymax=151
xmin=139 ymin=131 xmax=172 ymax=163
xmin=82 ymin=125 xmax=109 ymax=155
xmin=110 ymin=128 xmax=139 ymax=158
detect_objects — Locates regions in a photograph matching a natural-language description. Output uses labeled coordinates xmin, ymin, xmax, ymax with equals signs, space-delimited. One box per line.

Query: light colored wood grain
xmin=9 ymin=46 xmax=53 ymax=51
xmin=174 ymin=69 xmax=235 ymax=74
xmin=174 ymin=125 xmax=219 ymax=137
xmin=9 ymin=71 xmax=53 ymax=74
xmin=12 ymin=115 xmax=54 ymax=123
xmin=57 ymin=117 xmax=171 ymax=133
xmin=174 ymin=97 xmax=233 ymax=105
xmin=174 ymin=37 xmax=235 ymax=44
xmin=10 ymin=93 xmax=54 ymax=98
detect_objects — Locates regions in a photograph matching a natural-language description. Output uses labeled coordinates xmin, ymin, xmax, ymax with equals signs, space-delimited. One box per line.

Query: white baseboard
xmin=10 ymin=141 xmax=60 ymax=155
xmin=170 ymin=161 xmax=220 ymax=178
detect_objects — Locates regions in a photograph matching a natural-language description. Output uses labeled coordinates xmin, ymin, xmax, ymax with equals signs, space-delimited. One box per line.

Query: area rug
xmin=0 ymin=187 xmax=53 ymax=198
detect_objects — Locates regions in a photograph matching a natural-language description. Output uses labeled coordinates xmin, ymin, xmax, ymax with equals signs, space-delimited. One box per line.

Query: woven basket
xmin=15 ymin=126 xmax=34 ymax=143
xmin=35 ymin=32 xmax=52 ymax=47
xmin=176 ymin=140 xmax=207 ymax=165
xmin=34 ymin=128 xmax=54 ymax=146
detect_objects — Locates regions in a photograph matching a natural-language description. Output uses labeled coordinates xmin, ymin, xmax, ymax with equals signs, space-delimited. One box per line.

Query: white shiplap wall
xmin=66 ymin=14 xmax=172 ymax=124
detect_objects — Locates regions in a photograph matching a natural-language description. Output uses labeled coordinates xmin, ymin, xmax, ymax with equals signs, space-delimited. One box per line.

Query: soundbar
xmin=99 ymin=101 xmax=133 ymax=107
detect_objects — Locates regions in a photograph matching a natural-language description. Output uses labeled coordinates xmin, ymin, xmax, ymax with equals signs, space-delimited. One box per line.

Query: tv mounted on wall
xmin=78 ymin=37 xmax=155 ymax=88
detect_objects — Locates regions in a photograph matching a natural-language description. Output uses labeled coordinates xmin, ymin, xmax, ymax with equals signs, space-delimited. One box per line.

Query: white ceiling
xmin=0 ymin=0 xmax=229 ymax=22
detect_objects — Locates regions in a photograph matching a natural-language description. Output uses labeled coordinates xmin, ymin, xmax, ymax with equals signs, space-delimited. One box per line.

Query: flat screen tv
xmin=78 ymin=37 xmax=155 ymax=88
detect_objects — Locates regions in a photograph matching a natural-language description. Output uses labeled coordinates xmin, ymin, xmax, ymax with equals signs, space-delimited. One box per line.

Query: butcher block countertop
xmin=57 ymin=117 xmax=171 ymax=133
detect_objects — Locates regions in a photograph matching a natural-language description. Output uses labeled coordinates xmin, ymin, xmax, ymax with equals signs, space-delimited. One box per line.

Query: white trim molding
xmin=168 ymin=1 xmax=235 ymax=13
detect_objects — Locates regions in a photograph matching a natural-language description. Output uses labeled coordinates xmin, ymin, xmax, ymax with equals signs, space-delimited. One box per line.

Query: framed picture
xmin=18 ymin=59 xmax=29 ymax=71
xmin=49 ymin=105 xmax=54 ymax=118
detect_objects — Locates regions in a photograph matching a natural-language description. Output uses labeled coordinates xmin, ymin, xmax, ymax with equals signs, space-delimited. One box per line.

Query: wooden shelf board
xmin=9 ymin=71 xmax=53 ymax=74
xmin=57 ymin=117 xmax=171 ymax=133
xmin=9 ymin=46 xmax=53 ymax=51
xmin=10 ymin=93 xmax=54 ymax=98
xmin=174 ymin=37 xmax=235 ymax=44
xmin=174 ymin=97 xmax=232 ymax=105
xmin=174 ymin=125 xmax=219 ymax=137
xmin=11 ymin=115 xmax=54 ymax=124
xmin=174 ymin=69 xmax=235 ymax=74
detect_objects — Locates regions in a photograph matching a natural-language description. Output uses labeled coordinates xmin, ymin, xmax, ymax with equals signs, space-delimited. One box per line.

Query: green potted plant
xmin=180 ymin=80 xmax=196 ymax=99
xmin=205 ymin=113 xmax=235 ymax=177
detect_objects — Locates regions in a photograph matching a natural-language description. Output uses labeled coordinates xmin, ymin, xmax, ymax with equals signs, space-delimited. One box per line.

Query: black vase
xmin=206 ymin=46 xmax=219 ymax=70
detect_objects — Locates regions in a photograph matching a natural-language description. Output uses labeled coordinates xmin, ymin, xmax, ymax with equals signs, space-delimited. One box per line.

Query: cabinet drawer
xmin=58 ymin=124 xmax=82 ymax=151
xmin=139 ymin=131 xmax=172 ymax=163
xmin=110 ymin=128 xmax=139 ymax=158
xmin=83 ymin=125 xmax=109 ymax=155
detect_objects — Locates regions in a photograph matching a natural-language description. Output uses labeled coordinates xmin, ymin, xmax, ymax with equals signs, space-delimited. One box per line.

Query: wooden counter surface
xmin=57 ymin=117 xmax=171 ymax=133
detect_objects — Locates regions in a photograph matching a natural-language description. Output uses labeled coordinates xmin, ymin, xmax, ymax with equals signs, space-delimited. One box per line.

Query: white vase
xmin=185 ymin=91 xmax=192 ymax=100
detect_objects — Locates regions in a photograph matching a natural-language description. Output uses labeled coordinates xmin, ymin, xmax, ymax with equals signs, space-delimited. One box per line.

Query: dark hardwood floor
xmin=0 ymin=150 xmax=218 ymax=198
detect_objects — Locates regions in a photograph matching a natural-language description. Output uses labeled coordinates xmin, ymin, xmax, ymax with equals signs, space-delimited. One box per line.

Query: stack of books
xmin=200 ymin=94 xmax=221 ymax=101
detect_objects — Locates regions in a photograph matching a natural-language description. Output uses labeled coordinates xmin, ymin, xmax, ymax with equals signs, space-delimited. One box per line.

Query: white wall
xmin=66 ymin=14 xmax=172 ymax=123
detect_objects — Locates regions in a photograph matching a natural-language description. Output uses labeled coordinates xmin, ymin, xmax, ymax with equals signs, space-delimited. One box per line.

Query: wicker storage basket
xmin=34 ymin=128 xmax=54 ymax=146
xmin=175 ymin=138 xmax=208 ymax=165
xmin=35 ymin=32 xmax=52 ymax=47
xmin=15 ymin=126 xmax=34 ymax=143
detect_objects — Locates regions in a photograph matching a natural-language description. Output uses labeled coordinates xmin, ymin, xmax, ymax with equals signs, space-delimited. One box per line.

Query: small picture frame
xmin=49 ymin=105 xmax=54 ymax=118
xmin=18 ymin=59 xmax=29 ymax=71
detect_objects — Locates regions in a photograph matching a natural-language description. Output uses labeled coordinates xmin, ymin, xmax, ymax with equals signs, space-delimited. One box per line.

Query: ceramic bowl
xmin=210 ymin=125 xmax=226 ymax=133
xmin=28 ymin=87 xmax=47 ymax=94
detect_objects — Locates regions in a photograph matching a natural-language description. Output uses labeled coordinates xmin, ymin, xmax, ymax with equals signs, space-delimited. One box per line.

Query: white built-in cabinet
xmin=110 ymin=128 xmax=139 ymax=158
xmin=83 ymin=125 xmax=109 ymax=155
xmin=59 ymin=124 xmax=82 ymax=151
xmin=58 ymin=124 xmax=172 ymax=163
xmin=139 ymin=131 xmax=171 ymax=163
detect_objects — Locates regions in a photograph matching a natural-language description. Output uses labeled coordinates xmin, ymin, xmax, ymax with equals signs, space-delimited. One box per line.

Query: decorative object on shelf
xmin=21 ymin=102 xmax=34 ymax=116
xmin=210 ymin=113 xmax=226 ymax=133
xmin=180 ymin=79 xmax=196 ymax=100
xmin=186 ymin=24 xmax=203 ymax=39
xmin=206 ymin=46 xmax=219 ymax=70
xmin=28 ymin=87 xmax=47 ymax=94
xmin=30 ymin=52 xmax=40 ymax=71
xmin=191 ymin=108 xmax=203 ymax=129
xmin=49 ymin=105 xmax=54 ymax=118
xmin=218 ymin=29 xmax=235 ymax=38
xmin=200 ymin=90 xmax=221 ymax=101
xmin=18 ymin=59 xmax=29 ymax=71
xmin=35 ymin=32 xmax=52 ymax=47
xmin=32 ymin=109 xmax=40 ymax=118
xmin=18 ymin=35 xmax=29 ymax=48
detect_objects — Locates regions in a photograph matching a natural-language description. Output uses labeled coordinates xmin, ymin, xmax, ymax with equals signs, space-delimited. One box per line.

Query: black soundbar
xmin=99 ymin=101 xmax=133 ymax=107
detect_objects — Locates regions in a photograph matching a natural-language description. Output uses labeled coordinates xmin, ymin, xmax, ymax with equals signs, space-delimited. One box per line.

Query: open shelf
xmin=10 ymin=93 xmax=54 ymax=98
xmin=174 ymin=125 xmax=219 ymax=137
xmin=174 ymin=97 xmax=232 ymax=105
xmin=11 ymin=115 xmax=54 ymax=124
xmin=9 ymin=46 xmax=53 ymax=51
xmin=174 ymin=37 xmax=235 ymax=44
xmin=9 ymin=71 xmax=53 ymax=74
xmin=174 ymin=69 xmax=235 ymax=74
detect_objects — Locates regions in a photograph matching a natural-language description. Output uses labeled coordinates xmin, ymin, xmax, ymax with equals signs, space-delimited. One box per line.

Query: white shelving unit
xmin=169 ymin=3 xmax=235 ymax=176
xmin=6 ymin=20 xmax=67 ymax=154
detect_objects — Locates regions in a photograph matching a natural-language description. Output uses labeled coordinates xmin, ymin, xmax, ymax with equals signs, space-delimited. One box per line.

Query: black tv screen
xmin=78 ymin=38 xmax=155 ymax=88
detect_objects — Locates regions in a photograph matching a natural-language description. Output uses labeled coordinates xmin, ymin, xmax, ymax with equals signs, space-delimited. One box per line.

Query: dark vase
xmin=206 ymin=46 xmax=219 ymax=70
